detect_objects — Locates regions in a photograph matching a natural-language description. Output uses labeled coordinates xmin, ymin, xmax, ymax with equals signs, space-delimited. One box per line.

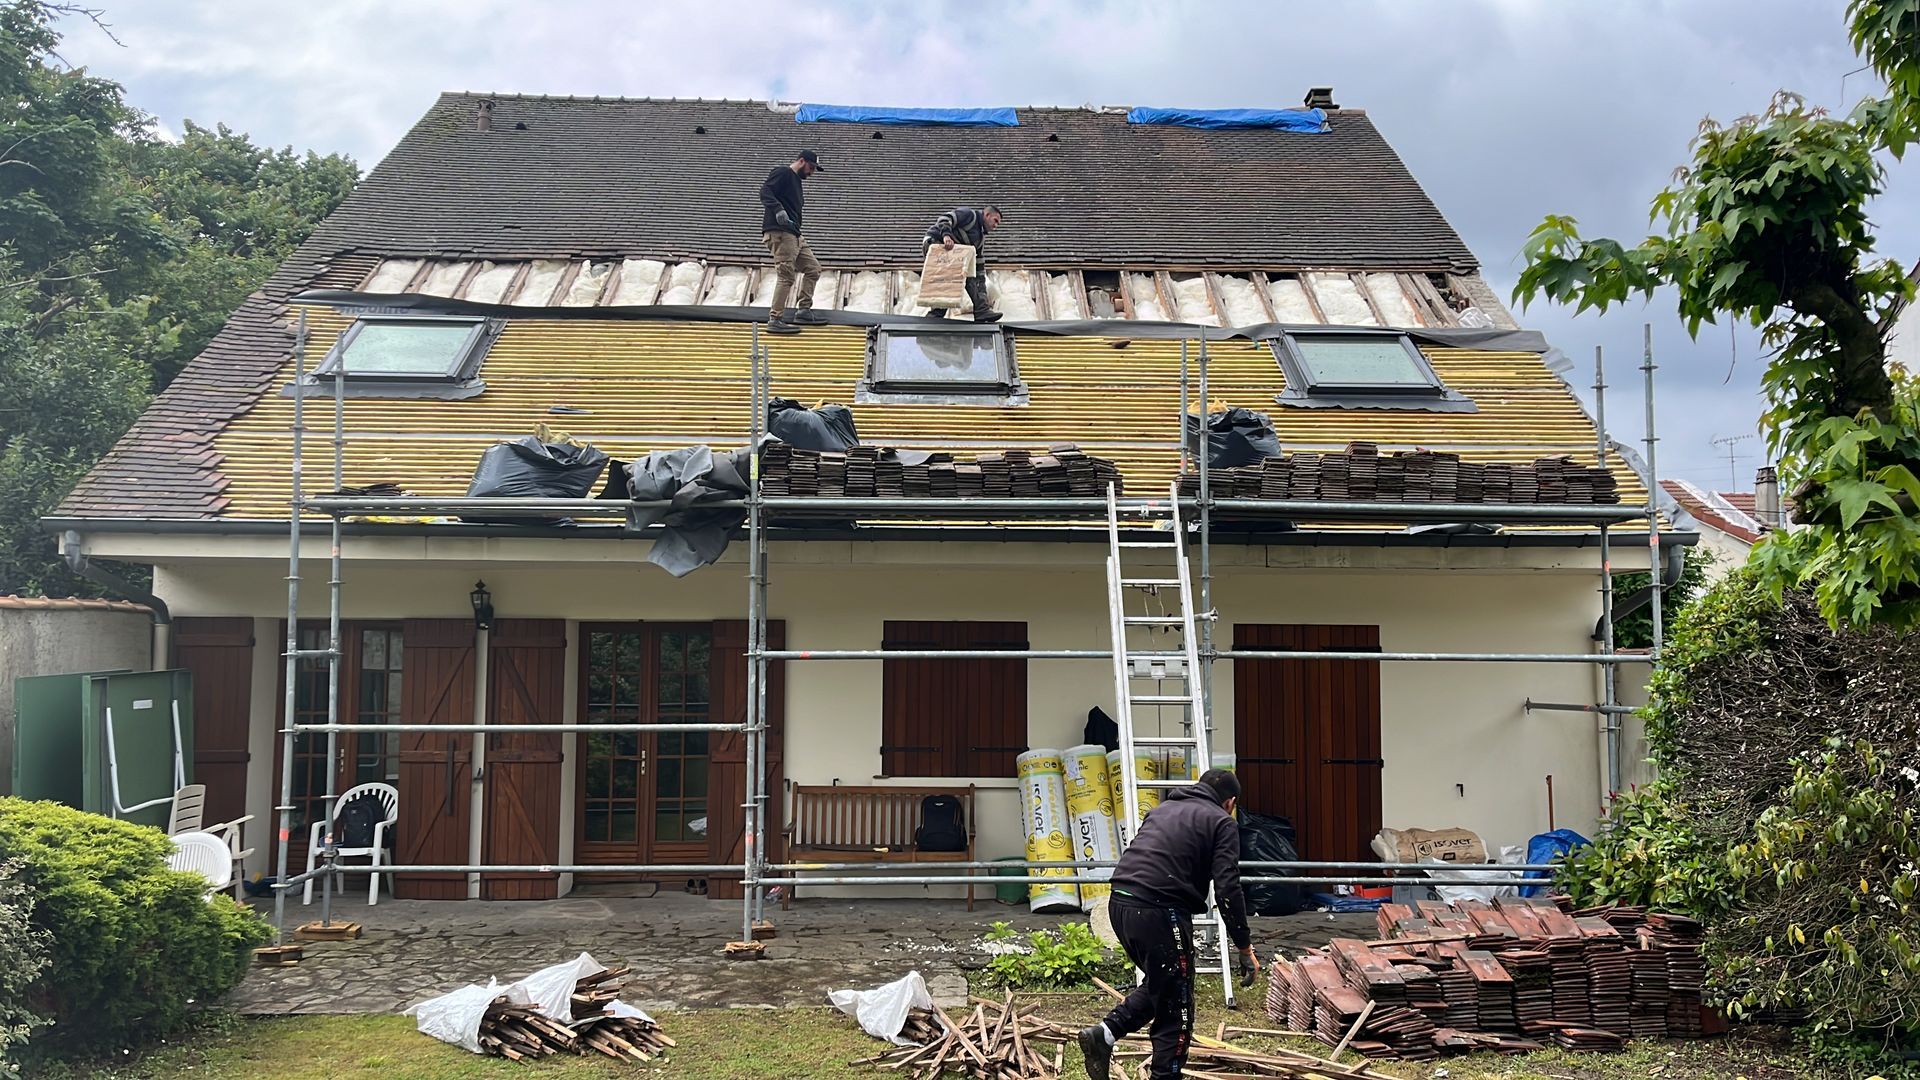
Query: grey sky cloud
xmin=56 ymin=0 xmax=1919 ymax=488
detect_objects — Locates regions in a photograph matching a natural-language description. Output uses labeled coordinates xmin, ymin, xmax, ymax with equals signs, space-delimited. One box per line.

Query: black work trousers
xmin=1101 ymin=898 xmax=1195 ymax=1079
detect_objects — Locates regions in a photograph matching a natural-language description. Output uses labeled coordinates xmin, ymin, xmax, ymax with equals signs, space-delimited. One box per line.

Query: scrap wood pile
xmin=761 ymin=443 xmax=1123 ymax=499
xmin=1267 ymin=896 xmax=1707 ymax=1062
xmin=1178 ymin=442 xmax=1620 ymax=505
xmin=479 ymin=967 xmax=673 ymax=1064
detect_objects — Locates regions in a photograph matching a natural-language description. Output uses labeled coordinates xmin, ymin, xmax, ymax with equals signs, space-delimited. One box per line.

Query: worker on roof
xmin=1079 ymin=769 xmax=1257 ymax=1080
xmin=922 ymin=205 xmax=1003 ymax=322
xmin=759 ymin=149 xmax=826 ymax=335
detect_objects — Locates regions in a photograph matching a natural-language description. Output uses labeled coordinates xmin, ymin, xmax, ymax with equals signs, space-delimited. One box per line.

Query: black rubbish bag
xmin=627 ymin=445 xmax=752 ymax=577
xmin=768 ymin=397 xmax=859 ymax=451
xmin=463 ymin=435 xmax=609 ymax=525
xmin=1183 ymin=408 xmax=1280 ymax=469
xmin=1084 ymin=707 xmax=1120 ymax=753
xmin=1239 ymin=810 xmax=1305 ymax=916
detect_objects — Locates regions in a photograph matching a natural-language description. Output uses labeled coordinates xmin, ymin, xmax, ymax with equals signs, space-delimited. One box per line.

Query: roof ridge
xmin=433 ymin=91 xmax=1366 ymax=113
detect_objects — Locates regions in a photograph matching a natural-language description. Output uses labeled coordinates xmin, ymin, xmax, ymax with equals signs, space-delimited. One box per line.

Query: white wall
xmin=0 ymin=606 xmax=152 ymax=795
xmin=156 ymin=537 xmax=1637 ymax=892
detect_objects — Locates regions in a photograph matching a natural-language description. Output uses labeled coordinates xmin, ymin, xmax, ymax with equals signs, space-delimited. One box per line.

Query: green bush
xmin=0 ymin=799 xmax=271 ymax=1060
xmin=1556 ymin=785 xmax=1736 ymax=920
xmin=980 ymin=921 xmax=1131 ymax=991
xmin=0 ymin=859 xmax=51 ymax=1079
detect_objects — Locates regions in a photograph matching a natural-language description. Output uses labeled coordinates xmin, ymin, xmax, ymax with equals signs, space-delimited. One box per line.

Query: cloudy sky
xmin=54 ymin=0 xmax=1919 ymax=489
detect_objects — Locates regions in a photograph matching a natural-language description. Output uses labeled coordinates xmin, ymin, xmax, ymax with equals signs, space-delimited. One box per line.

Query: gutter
xmin=61 ymin=529 xmax=171 ymax=667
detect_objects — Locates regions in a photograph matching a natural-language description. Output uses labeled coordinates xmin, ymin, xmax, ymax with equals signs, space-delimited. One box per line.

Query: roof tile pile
xmin=1266 ymin=896 xmax=1708 ymax=1061
xmin=760 ymin=444 xmax=1122 ymax=499
xmin=1179 ymin=443 xmax=1619 ymax=505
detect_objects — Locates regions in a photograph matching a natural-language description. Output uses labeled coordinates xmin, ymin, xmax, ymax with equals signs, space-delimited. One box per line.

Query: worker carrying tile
xmin=921 ymin=205 xmax=1003 ymax=322
xmin=760 ymin=149 xmax=827 ymax=335
xmin=1079 ymin=769 xmax=1257 ymax=1080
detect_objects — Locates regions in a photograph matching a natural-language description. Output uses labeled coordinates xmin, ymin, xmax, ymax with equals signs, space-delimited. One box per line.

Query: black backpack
xmin=915 ymin=795 xmax=967 ymax=853
xmin=334 ymin=792 xmax=388 ymax=850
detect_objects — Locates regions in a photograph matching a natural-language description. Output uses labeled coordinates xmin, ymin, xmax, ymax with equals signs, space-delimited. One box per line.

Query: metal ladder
xmin=1103 ymin=481 xmax=1238 ymax=1008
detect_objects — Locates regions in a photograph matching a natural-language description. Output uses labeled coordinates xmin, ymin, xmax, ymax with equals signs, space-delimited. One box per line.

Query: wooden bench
xmin=783 ymin=784 xmax=978 ymax=910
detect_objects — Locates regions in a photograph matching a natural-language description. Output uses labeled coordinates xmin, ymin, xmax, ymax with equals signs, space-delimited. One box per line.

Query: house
xmin=45 ymin=93 xmax=1681 ymax=903
xmin=1659 ymin=470 xmax=1783 ymax=577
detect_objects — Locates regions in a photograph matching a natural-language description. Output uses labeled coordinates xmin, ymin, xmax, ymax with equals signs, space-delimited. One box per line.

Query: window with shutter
xmin=881 ymin=621 xmax=1028 ymax=778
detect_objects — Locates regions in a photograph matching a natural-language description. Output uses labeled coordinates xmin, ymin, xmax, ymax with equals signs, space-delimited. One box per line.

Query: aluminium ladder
xmin=1103 ymin=481 xmax=1239 ymax=1008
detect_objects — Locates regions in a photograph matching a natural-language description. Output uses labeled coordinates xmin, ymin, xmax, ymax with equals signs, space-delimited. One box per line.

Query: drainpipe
xmin=61 ymin=529 xmax=172 ymax=667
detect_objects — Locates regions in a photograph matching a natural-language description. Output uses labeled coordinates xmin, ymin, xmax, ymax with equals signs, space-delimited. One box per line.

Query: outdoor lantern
xmin=470 ymin=580 xmax=494 ymax=630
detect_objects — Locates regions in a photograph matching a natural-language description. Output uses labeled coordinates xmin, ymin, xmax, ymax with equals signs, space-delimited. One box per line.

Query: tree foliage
xmin=1514 ymin=1 xmax=1920 ymax=629
xmin=0 ymin=1 xmax=356 ymax=596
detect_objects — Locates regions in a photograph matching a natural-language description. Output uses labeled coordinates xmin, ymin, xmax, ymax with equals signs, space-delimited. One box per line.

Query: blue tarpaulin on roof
xmin=1125 ymin=106 xmax=1327 ymax=132
xmin=795 ymin=104 xmax=1020 ymax=126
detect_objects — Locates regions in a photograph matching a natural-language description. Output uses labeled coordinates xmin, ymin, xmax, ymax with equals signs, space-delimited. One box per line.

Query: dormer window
xmin=857 ymin=325 xmax=1028 ymax=405
xmin=289 ymin=314 xmax=501 ymax=400
xmin=1270 ymin=330 xmax=1476 ymax=412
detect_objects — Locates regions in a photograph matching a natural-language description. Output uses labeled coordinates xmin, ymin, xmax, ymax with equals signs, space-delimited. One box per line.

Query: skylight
xmin=318 ymin=316 xmax=498 ymax=380
xmin=1270 ymin=330 xmax=1477 ymax=412
xmin=859 ymin=326 xmax=1027 ymax=405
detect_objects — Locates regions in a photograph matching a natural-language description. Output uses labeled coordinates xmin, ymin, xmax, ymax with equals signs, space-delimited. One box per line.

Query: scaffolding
xmin=271 ymin=311 xmax=1667 ymax=951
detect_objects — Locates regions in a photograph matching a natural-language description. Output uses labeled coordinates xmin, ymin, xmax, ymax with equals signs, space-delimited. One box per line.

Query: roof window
xmin=857 ymin=325 xmax=1027 ymax=406
xmin=1270 ymin=330 xmax=1476 ymax=413
xmin=290 ymin=315 xmax=500 ymax=400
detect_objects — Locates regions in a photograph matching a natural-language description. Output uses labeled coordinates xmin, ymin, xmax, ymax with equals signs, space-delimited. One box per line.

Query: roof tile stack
xmin=759 ymin=444 xmax=1121 ymax=499
xmin=1178 ymin=445 xmax=1619 ymax=505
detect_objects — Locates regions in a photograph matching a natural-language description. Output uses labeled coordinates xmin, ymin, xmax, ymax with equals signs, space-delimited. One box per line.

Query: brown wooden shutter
xmin=481 ymin=619 xmax=567 ymax=900
xmin=708 ymin=619 xmax=785 ymax=901
xmin=394 ymin=619 xmax=477 ymax=900
xmin=883 ymin=621 xmax=1027 ymax=778
xmin=172 ymin=617 xmax=254 ymax=825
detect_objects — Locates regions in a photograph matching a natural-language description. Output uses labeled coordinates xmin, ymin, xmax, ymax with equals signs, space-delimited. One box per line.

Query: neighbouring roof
xmin=0 ymin=595 xmax=150 ymax=613
xmin=1660 ymin=480 xmax=1765 ymax=544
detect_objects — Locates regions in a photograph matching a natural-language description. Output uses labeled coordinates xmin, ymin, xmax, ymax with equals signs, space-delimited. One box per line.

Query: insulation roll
xmin=1210 ymin=752 xmax=1235 ymax=774
xmin=1063 ymin=744 xmax=1121 ymax=909
xmin=1161 ymin=746 xmax=1194 ymax=784
xmin=1016 ymin=749 xmax=1081 ymax=913
xmin=1106 ymin=747 xmax=1163 ymax=849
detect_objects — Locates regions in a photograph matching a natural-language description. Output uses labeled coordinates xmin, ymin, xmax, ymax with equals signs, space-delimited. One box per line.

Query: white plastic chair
xmin=168 ymin=831 xmax=235 ymax=900
xmin=304 ymin=782 xmax=399 ymax=906
xmin=167 ymin=784 xmax=208 ymax=834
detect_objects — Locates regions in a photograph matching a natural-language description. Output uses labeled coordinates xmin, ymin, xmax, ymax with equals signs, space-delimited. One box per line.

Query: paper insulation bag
xmin=915 ymin=244 xmax=977 ymax=310
xmin=1062 ymin=744 xmax=1121 ymax=909
xmin=1016 ymin=749 xmax=1081 ymax=912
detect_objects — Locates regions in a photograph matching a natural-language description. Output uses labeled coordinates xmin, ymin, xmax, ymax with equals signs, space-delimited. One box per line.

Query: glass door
xmin=576 ymin=624 xmax=714 ymax=868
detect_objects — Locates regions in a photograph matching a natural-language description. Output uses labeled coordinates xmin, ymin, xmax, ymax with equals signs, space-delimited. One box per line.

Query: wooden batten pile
xmin=476 ymin=967 xmax=675 ymax=1064
xmin=1268 ymin=896 xmax=1709 ymax=1061
xmin=853 ymin=998 xmax=1069 ymax=1079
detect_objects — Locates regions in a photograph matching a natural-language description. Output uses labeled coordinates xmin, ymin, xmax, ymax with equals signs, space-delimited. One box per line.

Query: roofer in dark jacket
xmin=759 ymin=150 xmax=825 ymax=335
xmin=1080 ymin=769 xmax=1256 ymax=1080
xmin=922 ymin=205 xmax=1003 ymax=322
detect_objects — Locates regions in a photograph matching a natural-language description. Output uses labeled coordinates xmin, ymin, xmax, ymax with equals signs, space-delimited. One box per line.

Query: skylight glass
xmin=1292 ymin=337 xmax=1432 ymax=388
xmin=318 ymin=317 xmax=493 ymax=380
xmin=882 ymin=332 xmax=1005 ymax=384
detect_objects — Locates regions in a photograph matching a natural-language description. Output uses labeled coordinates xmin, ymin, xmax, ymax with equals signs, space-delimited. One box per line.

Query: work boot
xmin=790 ymin=308 xmax=828 ymax=325
xmin=972 ymin=307 xmax=1003 ymax=323
xmin=1078 ymin=1026 xmax=1113 ymax=1080
xmin=766 ymin=312 xmax=800 ymax=335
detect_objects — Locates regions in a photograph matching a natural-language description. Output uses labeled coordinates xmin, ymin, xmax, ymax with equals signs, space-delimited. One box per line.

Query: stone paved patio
xmin=231 ymin=889 xmax=1372 ymax=1016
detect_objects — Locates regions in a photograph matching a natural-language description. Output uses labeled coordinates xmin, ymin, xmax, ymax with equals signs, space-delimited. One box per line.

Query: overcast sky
xmin=55 ymin=0 xmax=1920 ymax=490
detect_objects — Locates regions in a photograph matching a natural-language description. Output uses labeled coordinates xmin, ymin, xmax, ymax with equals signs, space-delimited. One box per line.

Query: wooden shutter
xmin=394 ymin=619 xmax=476 ymax=900
xmin=708 ymin=619 xmax=785 ymax=901
xmin=172 ymin=617 xmax=254 ymax=825
xmin=481 ymin=619 xmax=566 ymax=900
xmin=882 ymin=621 xmax=1027 ymax=778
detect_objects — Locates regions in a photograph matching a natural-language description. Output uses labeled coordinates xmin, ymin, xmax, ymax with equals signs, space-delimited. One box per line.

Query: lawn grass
xmin=31 ymin=989 xmax=1842 ymax=1080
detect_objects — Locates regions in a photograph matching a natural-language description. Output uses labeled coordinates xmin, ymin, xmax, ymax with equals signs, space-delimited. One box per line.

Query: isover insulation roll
xmin=1106 ymin=747 xmax=1163 ymax=849
xmin=1016 ymin=749 xmax=1081 ymax=913
xmin=1162 ymin=746 xmax=1194 ymax=784
xmin=1062 ymin=744 xmax=1121 ymax=909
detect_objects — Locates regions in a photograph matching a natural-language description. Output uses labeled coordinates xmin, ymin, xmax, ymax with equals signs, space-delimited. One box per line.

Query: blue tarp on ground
xmin=795 ymin=104 xmax=1020 ymax=126
xmin=1125 ymin=106 xmax=1327 ymax=132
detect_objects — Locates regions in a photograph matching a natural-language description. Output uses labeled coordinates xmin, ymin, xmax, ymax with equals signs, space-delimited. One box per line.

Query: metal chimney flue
xmin=1304 ymin=87 xmax=1337 ymax=110
xmin=475 ymin=99 xmax=495 ymax=133
xmin=1754 ymin=465 xmax=1780 ymax=528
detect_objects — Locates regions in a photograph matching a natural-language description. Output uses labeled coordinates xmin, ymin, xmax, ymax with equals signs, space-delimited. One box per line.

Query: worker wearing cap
xmin=1080 ymin=769 xmax=1257 ymax=1080
xmin=921 ymin=205 xmax=1003 ymax=322
xmin=760 ymin=150 xmax=826 ymax=335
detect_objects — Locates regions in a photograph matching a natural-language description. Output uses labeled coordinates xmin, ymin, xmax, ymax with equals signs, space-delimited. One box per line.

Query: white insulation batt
xmin=749 ymin=269 xmax=778 ymax=307
xmin=1171 ymin=275 xmax=1221 ymax=325
xmin=462 ymin=261 xmax=518 ymax=305
xmin=656 ymin=261 xmax=706 ymax=305
xmin=610 ymin=259 xmax=668 ymax=305
xmin=844 ymin=270 xmax=891 ymax=313
xmin=516 ymin=259 xmax=572 ymax=305
xmin=704 ymin=266 xmax=751 ymax=306
xmin=1214 ymin=274 xmax=1270 ymax=326
xmin=1365 ymin=273 xmax=1422 ymax=327
xmin=562 ymin=262 xmax=613 ymax=306
xmin=418 ymin=260 xmax=469 ymax=297
xmin=364 ymin=259 xmax=422 ymax=293
xmin=1126 ymin=273 xmax=1167 ymax=321
xmin=808 ymin=271 xmax=841 ymax=310
xmin=990 ymin=270 xmax=1041 ymax=320
xmin=892 ymin=271 xmax=926 ymax=315
xmin=1265 ymin=276 xmax=1320 ymax=323
xmin=1306 ymin=272 xmax=1378 ymax=326
xmin=1016 ymin=749 xmax=1081 ymax=913
xmin=1046 ymin=273 xmax=1085 ymax=319
xmin=1063 ymin=744 xmax=1121 ymax=910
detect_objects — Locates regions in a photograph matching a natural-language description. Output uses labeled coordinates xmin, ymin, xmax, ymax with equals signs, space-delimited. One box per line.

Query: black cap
xmin=798 ymin=149 xmax=823 ymax=170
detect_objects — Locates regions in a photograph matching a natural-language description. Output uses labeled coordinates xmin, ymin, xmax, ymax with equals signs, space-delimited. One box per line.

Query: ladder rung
xmin=1117 ymin=541 xmax=1171 ymax=548
xmin=1132 ymin=736 xmax=1199 ymax=746
xmin=1123 ymin=616 xmax=1184 ymax=625
xmin=1129 ymin=695 xmax=1193 ymax=705
xmin=1122 ymin=578 xmax=1182 ymax=587
xmin=1136 ymin=779 xmax=1199 ymax=789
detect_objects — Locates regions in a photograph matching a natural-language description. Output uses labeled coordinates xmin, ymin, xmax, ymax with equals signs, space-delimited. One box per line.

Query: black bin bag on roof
xmin=768 ymin=397 xmax=859 ymax=451
xmin=1239 ymin=810 xmax=1306 ymax=916
xmin=1183 ymin=408 xmax=1280 ymax=470
xmin=463 ymin=435 xmax=609 ymax=525
xmin=626 ymin=445 xmax=752 ymax=577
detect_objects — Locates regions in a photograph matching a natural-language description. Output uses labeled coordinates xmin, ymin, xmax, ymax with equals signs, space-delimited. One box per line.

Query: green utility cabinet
xmin=12 ymin=669 xmax=194 ymax=829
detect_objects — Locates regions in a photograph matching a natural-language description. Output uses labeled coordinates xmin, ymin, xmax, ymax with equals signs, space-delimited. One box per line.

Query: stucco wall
xmin=148 ymin=538 xmax=1642 ymax=885
xmin=0 ymin=606 xmax=152 ymax=795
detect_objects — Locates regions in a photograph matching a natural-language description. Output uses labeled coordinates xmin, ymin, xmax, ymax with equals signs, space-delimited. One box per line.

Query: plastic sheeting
xmin=1125 ymin=106 xmax=1327 ymax=132
xmin=1184 ymin=408 xmax=1282 ymax=468
xmin=625 ymin=445 xmax=752 ymax=577
xmin=409 ymin=952 xmax=641 ymax=1056
xmin=1016 ymin=749 xmax=1080 ymax=913
xmin=829 ymin=971 xmax=935 ymax=1045
xmin=796 ymin=104 xmax=1019 ymax=126
xmin=464 ymin=436 xmax=609 ymax=525
xmin=768 ymin=398 xmax=858 ymax=451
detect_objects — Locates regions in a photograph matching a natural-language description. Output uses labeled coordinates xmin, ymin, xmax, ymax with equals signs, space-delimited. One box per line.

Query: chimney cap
xmin=1304 ymin=87 xmax=1337 ymax=109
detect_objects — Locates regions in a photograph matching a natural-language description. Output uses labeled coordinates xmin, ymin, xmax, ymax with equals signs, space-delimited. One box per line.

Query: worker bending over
xmin=760 ymin=150 xmax=826 ymax=335
xmin=1080 ymin=769 xmax=1258 ymax=1080
xmin=922 ymin=205 xmax=1003 ymax=322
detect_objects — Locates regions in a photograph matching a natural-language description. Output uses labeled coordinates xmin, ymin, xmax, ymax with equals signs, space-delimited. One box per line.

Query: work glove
xmin=774 ymin=210 xmax=793 ymax=228
xmin=1236 ymin=948 xmax=1260 ymax=987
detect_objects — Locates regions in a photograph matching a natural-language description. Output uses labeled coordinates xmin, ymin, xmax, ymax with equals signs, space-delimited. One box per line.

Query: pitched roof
xmin=290 ymin=94 xmax=1477 ymax=272
xmin=1659 ymin=479 xmax=1765 ymax=543
xmin=0 ymin=595 xmax=149 ymax=613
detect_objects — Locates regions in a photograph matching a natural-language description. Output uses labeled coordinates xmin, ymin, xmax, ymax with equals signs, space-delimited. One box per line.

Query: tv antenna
xmin=1710 ymin=433 xmax=1754 ymax=491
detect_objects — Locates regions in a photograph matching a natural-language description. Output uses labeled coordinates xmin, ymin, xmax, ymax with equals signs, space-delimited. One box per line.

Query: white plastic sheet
xmin=408 ymin=979 xmax=527 ymax=1054
xmin=516 ymin=952 xmax=609 ymax=1022
xmin=1426 ymin=845 xmax=1526 ymax=903
xmin=828 ymin=970 xmax=935 ymax=1045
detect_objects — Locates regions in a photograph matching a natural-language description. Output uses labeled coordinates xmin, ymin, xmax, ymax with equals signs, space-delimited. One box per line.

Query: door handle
xmin=640 ymin=747 xmax=648 ymax=777
xmin=1321 ymin=758 xmax=1385 ymax=766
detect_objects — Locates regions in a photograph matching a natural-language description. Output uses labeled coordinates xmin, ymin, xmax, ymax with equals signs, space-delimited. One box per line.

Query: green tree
xmin=1514 ymin=0 xmax=1920 ymax=630
xmin=0 ymin=1 xmax=356 ymax=596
